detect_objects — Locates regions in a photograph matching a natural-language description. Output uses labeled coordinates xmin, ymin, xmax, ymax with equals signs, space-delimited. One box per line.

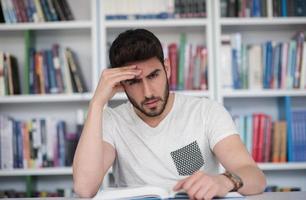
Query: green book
xmin=178 ymin=33 xmax=186 ymax=90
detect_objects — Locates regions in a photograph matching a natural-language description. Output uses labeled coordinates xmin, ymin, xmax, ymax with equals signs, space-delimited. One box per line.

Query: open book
xmin=92 ymin=185 xmax=245 ymax=200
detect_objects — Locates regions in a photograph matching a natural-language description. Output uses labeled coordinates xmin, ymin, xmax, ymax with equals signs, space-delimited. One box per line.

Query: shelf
xmin=220 ymin=17 xmax=306 ymax=26
xmin=222 ymin=89 xmax=306 ymax=98
xmin=105 ymin=18 xmax=208 ymax=28
xmin=0 ymin=21 xmax=93 ymax=31
xmin=0 ymin=93 xmax=93 ymax=104
xmin=258 ymin=163 xmax=306 ymax=171
xmin=174 ymin=90 xmax=210 ymax=97
xmin=111 ymin=90 xmax=210 ymax=101
xmin=0 ymin=167 xmax=72 ymax=176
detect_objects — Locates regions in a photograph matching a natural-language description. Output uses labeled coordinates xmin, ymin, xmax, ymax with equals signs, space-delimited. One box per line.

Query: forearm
xmin=231 ymin=165 xmax=266 ymax=195
xmin=73 ymin=101 xmax=106 ymax=197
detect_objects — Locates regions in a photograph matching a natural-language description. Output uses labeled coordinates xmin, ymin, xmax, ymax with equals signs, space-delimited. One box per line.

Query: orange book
xmin=22 ymin=122 xmax=30 ymax=168
xmin=272 ymin=122 xmax=281 ymax=163
xmin=279 ymin=121 xmax=287 ymax=162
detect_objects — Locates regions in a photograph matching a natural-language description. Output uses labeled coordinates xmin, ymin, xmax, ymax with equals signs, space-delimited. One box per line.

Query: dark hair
xmin=109 ymin=29 xmax=164 ymax=68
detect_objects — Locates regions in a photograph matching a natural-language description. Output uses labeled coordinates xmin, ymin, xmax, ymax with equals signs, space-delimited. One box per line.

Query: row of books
xmin=264 ymin=185 xmax=301 ymax=192
xmin=234 ymin=109 xmax=306 ymax=163
xmin=104 ymin=0 xmax=206 ymax=20
xmin=0 ymin=0 xmax=74 ymax=24
xmin=221 ymin=32 xmax=306 ymax=90
xmin=26 ymin=45 xmax=87 ymax=95
xmin=163 ymin=34 xmax=208 ymax=91
xmin=0 ymin=52 xmax=21 ymax=96
xmin=233 ymin=113 xmax=287 ymax=163
xmin=221 ymin=0 xmax=306 ymax=18
xmin=0 ymin=188 xmax=73 ymax=198
xmin=0 ymin=115 xmax=84 ymax=169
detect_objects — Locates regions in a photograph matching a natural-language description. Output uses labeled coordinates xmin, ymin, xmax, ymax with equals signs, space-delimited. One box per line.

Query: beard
xmin=126 ymin=80 xmax=170 ymax=118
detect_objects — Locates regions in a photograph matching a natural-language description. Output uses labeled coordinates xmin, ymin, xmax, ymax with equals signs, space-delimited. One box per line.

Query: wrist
xmin=221 ymin=171 xmax=244 ymax=192
xmin=218 ymin=174 xmax=235 ymax=192
xmin=89 ymin=99 xmax=107 ymax=111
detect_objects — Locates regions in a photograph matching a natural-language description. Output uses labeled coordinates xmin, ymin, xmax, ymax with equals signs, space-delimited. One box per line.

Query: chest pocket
xmin=170 ymin=141 xmax=205 ymax=176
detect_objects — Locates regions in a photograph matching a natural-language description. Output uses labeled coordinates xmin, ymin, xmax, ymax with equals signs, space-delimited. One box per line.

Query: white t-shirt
xmin=103 ymin=93 xmax=238 ymax=189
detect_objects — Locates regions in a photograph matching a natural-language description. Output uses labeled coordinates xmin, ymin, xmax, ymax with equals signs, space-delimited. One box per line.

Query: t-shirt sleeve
xmin=205 ymin=101 xmax=239 ymax=150
xmin=102 ymin=107 xmax=115 ymax=148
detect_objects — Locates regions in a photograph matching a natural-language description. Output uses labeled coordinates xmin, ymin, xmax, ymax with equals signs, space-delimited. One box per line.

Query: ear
xmin=163 ymin=58 xmax=171 ymax=80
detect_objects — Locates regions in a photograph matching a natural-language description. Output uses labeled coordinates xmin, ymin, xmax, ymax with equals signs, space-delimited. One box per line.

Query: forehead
xmin=129 ymin=57 xmax=163 ymax=75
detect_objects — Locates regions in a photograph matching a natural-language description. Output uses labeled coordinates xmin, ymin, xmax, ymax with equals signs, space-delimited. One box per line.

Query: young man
xmin=73 ymin=29 xmax=266 ymax=199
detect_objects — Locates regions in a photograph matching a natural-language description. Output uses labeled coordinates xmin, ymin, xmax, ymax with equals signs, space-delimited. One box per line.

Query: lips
xmin=144 ymin=99 xmax=159 ymax=108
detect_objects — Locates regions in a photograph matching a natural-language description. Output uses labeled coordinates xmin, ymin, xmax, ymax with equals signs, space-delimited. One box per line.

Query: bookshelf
xmin=0 ymin=0 xmax=98 ymax=196
xmin=1 ymin=0 xmax=306 ymax=197
xmin=213 ymin=0 xmax=306 ymax=191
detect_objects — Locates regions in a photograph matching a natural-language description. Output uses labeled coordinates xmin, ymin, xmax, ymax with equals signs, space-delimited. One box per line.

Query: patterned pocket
xmin=170 ymin=141 xmax=204 ymax=176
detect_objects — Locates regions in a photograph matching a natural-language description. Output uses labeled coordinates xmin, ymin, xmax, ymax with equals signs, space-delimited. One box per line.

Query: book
xmin=93 ymin=185 xmax=244 ymax=200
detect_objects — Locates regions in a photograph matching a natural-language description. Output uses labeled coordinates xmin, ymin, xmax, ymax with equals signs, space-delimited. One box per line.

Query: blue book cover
xmin=266 ymin=42 xmax=273 ymax=89
xmin=12 ymin=120 xmax=18 ymax=168
xmin=303 ymin=111 xmax=306 ymax=161
xmin=278 ymin=96 xmax=293 ymax=162
xmin=46 ymin=50 xmax=58 ymax=93
xmin=42 ymin=51 xmax=50 ymax=93
xmin=16 ymin=121 xmax=23 ymax=168
xmin=262 ymin=43 xmax=268 ymax=88
xmin=281 ymin=0 xmax=287 ymax=16
xmin=57 ymin=121 xmax=66 ymax=167
xmin=252 ymin=0 xmax=261 ymax=17
xmin=29 ymin=48 xmax=36 ymax=94
xmin=246 ymin=115 xmax=253 ymax=154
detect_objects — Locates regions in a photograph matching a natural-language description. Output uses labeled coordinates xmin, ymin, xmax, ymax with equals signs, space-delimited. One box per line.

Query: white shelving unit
xmin=0 ymin=21 xmax=93 ymax=31
xmin=213 ymin=0 xmax=306 ymax=191
xmin=1 ymin=0 xmax=306 ymax=196
xmin=0 ymin=0 xmax=98 ymax=194
xmin=0 ymin=168 xmax=72 ymax=176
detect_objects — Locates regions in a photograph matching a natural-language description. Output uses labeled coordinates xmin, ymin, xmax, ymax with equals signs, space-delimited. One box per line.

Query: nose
xmin=142 ymin=79 xmax=153 ymax=98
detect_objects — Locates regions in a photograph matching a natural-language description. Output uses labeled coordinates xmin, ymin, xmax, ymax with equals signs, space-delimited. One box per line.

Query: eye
xmin=127 ymin=79 xmax=141 ymax=86
xmin=148 ymin=72 xmax=159 ymax=79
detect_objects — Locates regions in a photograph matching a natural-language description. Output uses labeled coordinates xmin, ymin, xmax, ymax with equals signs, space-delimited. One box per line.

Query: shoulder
xmin=175 ymin=93 xmax=219 ymax=113
xmin=103 ymin=101 xmax=131 ymax=120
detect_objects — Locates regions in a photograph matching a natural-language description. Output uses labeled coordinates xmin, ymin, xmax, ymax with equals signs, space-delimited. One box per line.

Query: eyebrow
xmin=146 ymin=69 xmax=161 ymax=78
xmin=124 ymin=69 xmax=161 ymax=84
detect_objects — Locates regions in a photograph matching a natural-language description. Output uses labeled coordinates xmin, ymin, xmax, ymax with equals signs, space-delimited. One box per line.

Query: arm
xmin=174 ymin=135 xmax=266 ymax=199
xmin=73 ymin=65 xmax=142 ymax=197
xmin=213 ymin=134 xmax=266 ymax=195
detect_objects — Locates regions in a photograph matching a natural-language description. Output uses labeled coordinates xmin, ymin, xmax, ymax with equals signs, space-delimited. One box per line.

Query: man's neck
xmin=134 ymin=93 xmax=175 ymax=128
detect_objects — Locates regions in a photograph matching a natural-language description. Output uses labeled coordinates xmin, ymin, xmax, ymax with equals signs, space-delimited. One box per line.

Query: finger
xmin=185 ymin=179 xmax=204 ymax=199
xmin=195 ymin=179 xmax=213 ymax=199
xmin=107 ymin=70 xmax=142 ymax=80
xmin=107 ymin=65 xmax=137 ymax=72
xmin=173 ymin=178 xmax=187 ymax=191
xmin=181 ymin=172 xmax=204 ymax=191
xmin=197 ymin=186 xmax=217 ymax=200
xmin=109 ymin=74 xmax=138 ymax=86
xmin=187 ymin=179 xmax=206 ymax=198
xmin=101 ymin=65 xmax=139 ymax=77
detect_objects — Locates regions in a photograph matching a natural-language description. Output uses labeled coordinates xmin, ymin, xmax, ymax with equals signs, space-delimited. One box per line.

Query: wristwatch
xmin=222 ymin=171 xmax=244 ymax=192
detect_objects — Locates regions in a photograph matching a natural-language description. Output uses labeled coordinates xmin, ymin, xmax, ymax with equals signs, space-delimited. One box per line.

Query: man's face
xmin=121 ymin=57 xmax=171 ymax=117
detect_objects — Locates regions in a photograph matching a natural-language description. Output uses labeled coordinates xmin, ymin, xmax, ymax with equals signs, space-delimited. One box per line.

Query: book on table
xmin=92 ymin=185 xmax=245 ymax=199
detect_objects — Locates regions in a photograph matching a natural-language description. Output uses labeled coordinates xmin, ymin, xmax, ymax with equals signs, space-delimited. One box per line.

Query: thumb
xmin=173 ymin=178 xmax=186 ymax=191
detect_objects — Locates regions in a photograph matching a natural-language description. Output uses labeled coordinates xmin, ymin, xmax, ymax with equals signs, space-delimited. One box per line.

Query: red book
xmin=252 ymin=114 xmax=260 ymax=162
xmin=264 ymin=115 xmax=272 ymax=162
xmin=257 ymin=114 xmax=266 ymax=162
xmin=168 ymin=43 xmax=178 ymax=90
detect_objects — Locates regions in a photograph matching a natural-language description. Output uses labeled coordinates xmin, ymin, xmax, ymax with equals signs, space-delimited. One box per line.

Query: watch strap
xmin=222 ymin=171 xmax=244 ymax=192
